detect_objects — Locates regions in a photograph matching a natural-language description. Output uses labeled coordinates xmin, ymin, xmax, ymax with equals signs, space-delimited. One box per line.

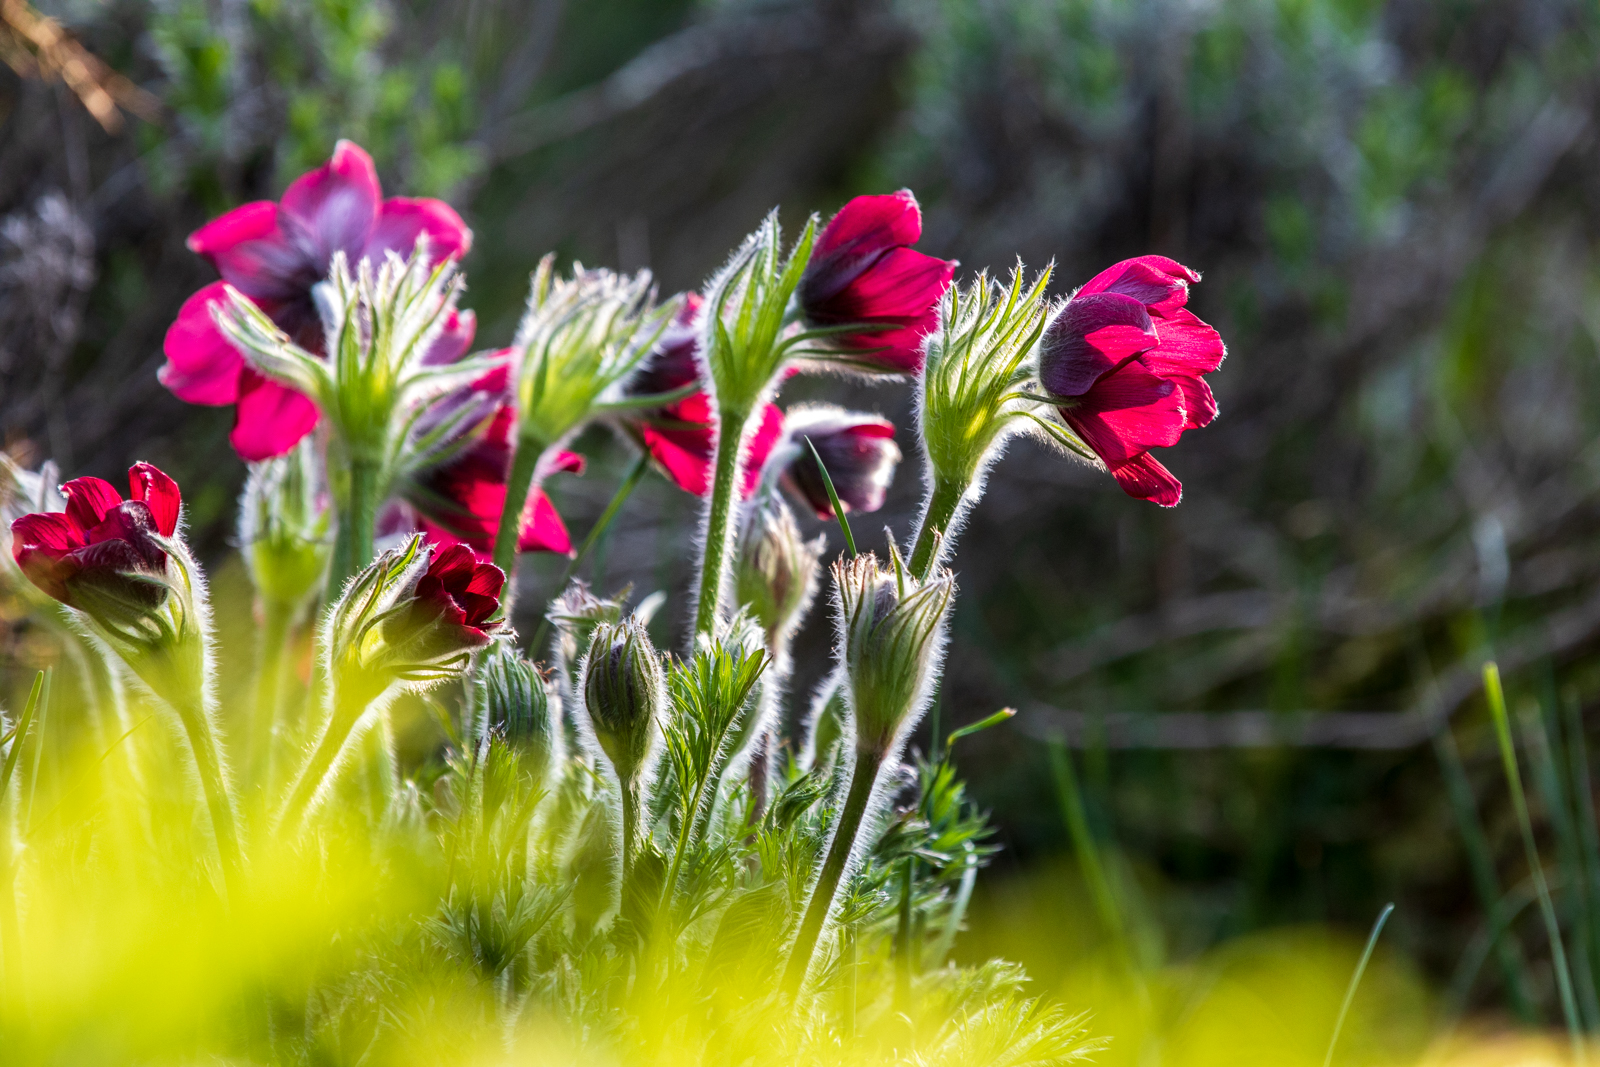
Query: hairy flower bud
xmin=472 ymin=638 xmax=561 ymax=778
xmin=581 ymin=618 xmax=665 ymax=787
xmin=547 ymin=579 xmax=627 ymax=694
xmin=332 ymin=536 xmax=504 ymax=685
xmin=735 ymin=495 xmax=825 ymax=647
xmin=834 ymin=552 xmax=954 ymax=758
xmin=238 ymin=439 xmax=330 ymax=608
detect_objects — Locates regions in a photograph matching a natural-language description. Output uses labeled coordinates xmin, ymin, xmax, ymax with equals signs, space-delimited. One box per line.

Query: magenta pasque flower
xmin=777 ymin=406 xmax=902 ymax=519
xmin=160 ymin=140 xmax=475 ymax=462
xmin=10 ymin=463 xmax=182 ymax=612
xmin=630 ymin=293 xmax=785 ymax=497
xmin=410 ymin=543 xmax=505 ymax=647
xmin=400 ymin=361 xmax=583 ymax=560
xmin=1040 ymin=256 xmax=1225 ymax=507
xmin=797 ymin=191 xmax=957 ymax=375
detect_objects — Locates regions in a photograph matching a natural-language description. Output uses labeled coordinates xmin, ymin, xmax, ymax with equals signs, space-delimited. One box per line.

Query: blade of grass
xmin=1525 ymin=688 xmax=1600 ymax=1029
xmin=1047 ymin=740 xmax=1128 ymax=956
xmin=1432 ymin=720 xmax=1538 ymax=1021
xmin=1565 ymin=687 xmax=1600 ymax=1033
xmin=1486 ymin=662 xmax=1587 ymax=1064
xmin=803 ymin=436 xmax=856 ymax=558
xmin=1323 ymin=902 xmax=1395 ymax=1067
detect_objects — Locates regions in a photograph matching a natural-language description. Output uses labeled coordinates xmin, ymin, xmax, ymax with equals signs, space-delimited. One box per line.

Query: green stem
xmin=328 ymin=456 xmax=383 ymax=604
xmin=694 ymin=405 xmax=750 ymax=639
xmin=277 ymin=668 xmax=387 ymax=835
xmin=171 ymin=694 xmax=245 ymax=904
xmin=782 ymin=748 xmax=882 ymax=996
xmin=248 ymin=598 xmax=297 ymax=799
xmin=528 ymin=455 xmax=650 ymax=655
xmin=493 ymin=432 xmax=545 ymax=580
xmin=620 ymin=776 xmax=642 ymax=888
xmin=907 ymin=474 xmax=967 ymax=581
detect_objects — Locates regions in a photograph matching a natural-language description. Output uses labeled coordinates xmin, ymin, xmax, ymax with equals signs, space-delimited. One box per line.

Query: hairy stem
xmin=620 ymin=776 xmax=643 ymax=888
xmin=694 ymin=405 xmax=750 ymax=639
xmin=171 ymin=694 xmax=245 ymax=904
xmin=782 ymin=748 xmax=882 ymax=996
xmin=328 ymin=456 xmax=383 ymax=604
xmin=248 ymin=598 xmax=298 ymax=799
xmin=493 ymin=432 xmax=545 ymax=581
xmin=907 ymin=473 xmax=967 ymax=581
xmin=277 ymin=669 xmax=386 ymax=835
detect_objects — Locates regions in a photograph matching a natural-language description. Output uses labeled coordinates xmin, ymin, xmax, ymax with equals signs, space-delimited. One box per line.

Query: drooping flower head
xmin=626 ymin=293 xmax=785 ymax=498
xmin=330 ymin=536 xmax=505 ymax=685
xmin=1040 ymin=256 xmax=1225 ymax=507
xmin=797 ymin=191 xmax=957 ymax=375
xmin=161 ymin=140 xmax=475 ymax=461
xmin=400 ymin=362 xmax=583 ymax=560
xmin=774 ymin=405 xmax=902 ymax=519
xmin=10 ymin=463 xmax=182 ymax=625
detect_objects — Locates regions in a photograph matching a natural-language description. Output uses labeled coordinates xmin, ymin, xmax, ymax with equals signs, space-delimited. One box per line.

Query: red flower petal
xmin=518 ymin=489 xmax=573 ymax=555
xmin=1144 ymin=308 xmax=1225 ymax=376
xmin=641 ymin=420 xmax=713 ymax=495
xmin=464 ymin=561 xmax=505 ymax=600
xmin=805 ymin=191 xmax=926 ymax=305
xmin=429 ymin=542 xmax=480 ymax=583
xmin=128 ymin=463 xmax=182 ymax=538
xmin=159 ymin=283 xmax=247 ymax=405
xmin=366 ymin=197 xmax=473 ymax=264
xmin=1040 ymin=292 xmax=1158 ymax=398
xmin=742 ymin=403 xmax=786 ymax=498
xmin=1108 ymin=451 xmax=1183 ymax=507
xmin=541 ymin=450 xmax=587 ymax=478
xmin=12 ymin=511 xmax=82 ymax=557
xmin=230 ymin=370 xmax=321 ymax=461
xmin=1078 ymin=256 xmax=1199 ymax=318
xmin=278 ymin=140 xmax=381 ymax=264
xmin=187 ymin=200 xmax=279 ymax=258
xmin=1060 ymin=362 xmax=1185 ymax=469
xmin=63 ymin=477 xmax=125 ymax=533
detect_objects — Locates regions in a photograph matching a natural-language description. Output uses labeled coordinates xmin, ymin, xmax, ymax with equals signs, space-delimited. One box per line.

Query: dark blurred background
xmin=5 ymin=0 xmax=1600 ymax=1028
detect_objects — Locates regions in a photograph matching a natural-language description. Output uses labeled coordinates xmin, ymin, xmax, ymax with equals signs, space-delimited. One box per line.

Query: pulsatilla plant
xmin=0 ymin=139 xmax=1227 ymax=1066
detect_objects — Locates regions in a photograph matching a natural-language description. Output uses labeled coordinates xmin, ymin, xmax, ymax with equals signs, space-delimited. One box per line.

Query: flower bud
xmin=834 ymin=552 xmax=954 ymax=758
xmin=581 ymin=617 xmax=665 ymax=787
xmin=735 ymin=495 xmax=825 ymax=646
xmin=547 ymin=579 xmax=627 ymax=694
xmin=9 ymin=464 xmax=183 ymax=640
xmin=472 ymin=638 xmax=561 ymax=778
xmin=775 ymin=405 xmax=901 ymax=519
xmin=333 ymin=536 xmax=505 ymax=685
xmin=238 ymin=439 xmax=330 ymax=608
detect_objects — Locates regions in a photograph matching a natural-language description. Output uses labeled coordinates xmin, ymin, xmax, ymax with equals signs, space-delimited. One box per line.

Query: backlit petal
xmin=1109 ymin=451 xmax=1183 ymax=507
xmin=279 ymin=140 xmax=381 ymax=264
xmin=1060 ymin=362 xmax=1185 ymax=469
xmin=366 ymin=197 xmax=473 ymax=263
xmin=128 ymin=463 xmax=182 ymax=537
xmin=63 ymin=477 xmax=124 ymax=533
xmin=230 ymin=370 xmax=321 ymax=462
xmin=159 ymin=283 xmax=247 ymax=405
